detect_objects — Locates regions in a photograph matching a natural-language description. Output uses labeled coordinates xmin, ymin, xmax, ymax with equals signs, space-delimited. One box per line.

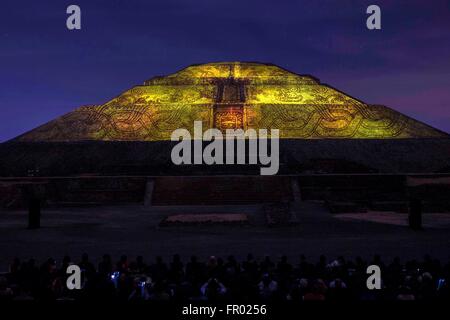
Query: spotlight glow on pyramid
xmin=14 ymin=62 xmax=447 ymax=141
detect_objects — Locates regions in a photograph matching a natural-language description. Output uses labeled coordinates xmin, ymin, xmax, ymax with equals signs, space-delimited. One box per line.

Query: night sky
xmin=1 ymin=0 xmax=449 ymax=141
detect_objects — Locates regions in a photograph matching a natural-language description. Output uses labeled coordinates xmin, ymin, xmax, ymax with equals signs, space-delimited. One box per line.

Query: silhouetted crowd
xmin=1 ymin=254 xmax=449 ymax=301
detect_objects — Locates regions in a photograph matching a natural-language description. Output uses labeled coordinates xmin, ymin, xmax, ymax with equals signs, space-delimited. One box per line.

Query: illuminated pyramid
xmin=15 ymin=62 xmax=447 ymax=141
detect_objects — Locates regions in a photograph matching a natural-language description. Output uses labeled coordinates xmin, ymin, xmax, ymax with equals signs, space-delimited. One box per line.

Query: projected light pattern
xmin=15 ymin=62 xmax=447 ymax=141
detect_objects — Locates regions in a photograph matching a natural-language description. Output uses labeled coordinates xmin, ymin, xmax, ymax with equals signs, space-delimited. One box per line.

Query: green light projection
xmin=16 ymin=62 xmax=447 ymax=141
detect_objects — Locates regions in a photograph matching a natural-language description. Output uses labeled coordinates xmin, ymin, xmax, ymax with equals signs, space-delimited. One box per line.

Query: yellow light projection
xmin=15 ymin=62 xmax=447 ymax=141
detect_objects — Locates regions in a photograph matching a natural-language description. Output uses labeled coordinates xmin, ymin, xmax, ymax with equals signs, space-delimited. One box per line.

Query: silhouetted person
xmin=116 ymin=255 xmax=129 ymax=273
xmin=257 ymin=273 xmax=278 ymax=301
xmin=260 ymin=255 xmax=275 ymax=274
xmin=201 ymin=278 xmax=227 ymax=302
xmin=169 ymin=254 xmax=184 ymax=283
xmin=98 ymin=254 xmax=112 ymax=276
xmin=150 ymin=256 xmax=168 ymax=281
xmin=60 ymin=256 xmax=71 ymax=279
xmin=186 ymin=255 xmax=204 ymax=284
xmin=242 ymin=254 xmax=258 ymax=275
xmin=130 ymin=255 xmax=147 ymax=274
xmin=79 ymin=253 xmax=96 ymax=279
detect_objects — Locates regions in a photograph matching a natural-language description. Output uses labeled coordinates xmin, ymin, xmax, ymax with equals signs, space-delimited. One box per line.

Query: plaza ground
xmin=0 ymin=201 xmax=449 ymax=270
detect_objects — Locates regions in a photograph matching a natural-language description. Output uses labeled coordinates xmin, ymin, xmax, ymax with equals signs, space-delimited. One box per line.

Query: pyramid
xmin=14 ymin=62 xmax=447 ymax=141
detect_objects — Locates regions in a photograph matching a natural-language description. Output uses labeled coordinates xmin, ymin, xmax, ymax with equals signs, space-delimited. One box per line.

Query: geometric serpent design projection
xmin=14 ymin=62 xmax=447 ymax=141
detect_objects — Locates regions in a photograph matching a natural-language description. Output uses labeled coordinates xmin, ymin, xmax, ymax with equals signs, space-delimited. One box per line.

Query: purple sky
xmin=1 ymin=0 xmax=449 ymax=141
